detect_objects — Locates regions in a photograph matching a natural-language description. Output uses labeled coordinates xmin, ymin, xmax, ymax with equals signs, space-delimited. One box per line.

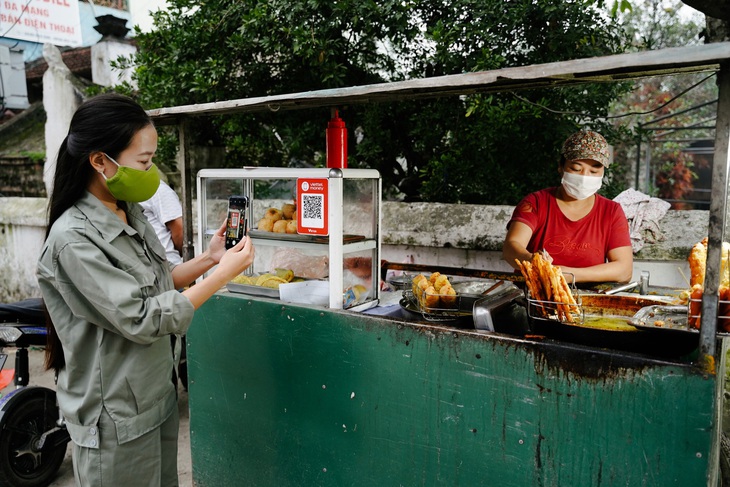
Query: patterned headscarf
xmin=560 ymin=130 xmax=611 ymax=167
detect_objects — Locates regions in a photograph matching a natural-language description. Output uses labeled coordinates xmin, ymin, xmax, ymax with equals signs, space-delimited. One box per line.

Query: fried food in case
xmin=256 ymin=203 xmax=298 ymax=232
xmin=230 ymin=268 xmax=297 ymax=290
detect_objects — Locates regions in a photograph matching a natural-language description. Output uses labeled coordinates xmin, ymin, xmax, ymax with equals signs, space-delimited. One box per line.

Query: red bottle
xmin=326 ymin=109 xmax=347 ymax=168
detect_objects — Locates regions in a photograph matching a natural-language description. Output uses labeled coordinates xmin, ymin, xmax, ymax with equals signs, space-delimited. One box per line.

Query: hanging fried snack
xmin=689 ymin=238 xmax=707 ymax=288
xmin=719 ymin=285 xmax=730 ymax=332
xmin=685 ymin=238 xmax=730 ymax=331
xmin=688 ymin=283 xmax=703 ymax=329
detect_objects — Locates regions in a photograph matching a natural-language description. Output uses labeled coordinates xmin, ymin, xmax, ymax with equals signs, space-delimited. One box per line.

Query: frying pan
xmin=528 ymin=293 xmax=698 ymax=358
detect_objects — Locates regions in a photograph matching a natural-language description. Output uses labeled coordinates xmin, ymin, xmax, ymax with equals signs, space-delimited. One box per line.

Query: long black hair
xmin=44 ymin=93 xmax=153 ymax=372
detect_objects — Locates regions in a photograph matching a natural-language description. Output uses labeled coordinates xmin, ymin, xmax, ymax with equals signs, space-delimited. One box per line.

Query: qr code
xmin=302 ymin=194 xmax=323 ymax=220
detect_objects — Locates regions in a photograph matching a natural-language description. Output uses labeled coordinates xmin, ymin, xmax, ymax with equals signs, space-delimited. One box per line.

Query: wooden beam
xmin=700 ymin=60 xmax=730 ymax=364
xmin=178 ymin=118 xmax=195 ymax=263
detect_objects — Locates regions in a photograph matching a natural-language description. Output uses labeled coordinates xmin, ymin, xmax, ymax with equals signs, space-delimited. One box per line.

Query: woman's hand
xmin=206 ymin=219 xmax=228 ymax=265
xmin=217 ymin=235 xmax=255 ymax=281
xmin=182 ymin=234 xmax=255 ymax=310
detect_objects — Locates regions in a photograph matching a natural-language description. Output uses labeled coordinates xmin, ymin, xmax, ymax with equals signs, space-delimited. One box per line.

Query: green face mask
xmin=102 ymin=153 xmax=160 ymax=202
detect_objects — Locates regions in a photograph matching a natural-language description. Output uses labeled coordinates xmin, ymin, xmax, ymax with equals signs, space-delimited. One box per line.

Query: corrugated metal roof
xmin=148 ymin=42 xmax=730 ymax=125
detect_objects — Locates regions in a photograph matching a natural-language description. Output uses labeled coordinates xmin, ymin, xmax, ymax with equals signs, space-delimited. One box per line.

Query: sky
xmin=128 ymin=0 xmax=169 ymax=33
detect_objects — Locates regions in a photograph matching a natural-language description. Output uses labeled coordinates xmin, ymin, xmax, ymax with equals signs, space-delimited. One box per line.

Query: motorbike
xmin=0 ymin=298 xmax=70 ymax=487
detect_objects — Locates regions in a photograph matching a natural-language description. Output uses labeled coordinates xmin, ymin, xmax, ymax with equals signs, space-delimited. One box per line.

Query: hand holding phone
xmin=225 ymin=195 xmax=249 ymax=249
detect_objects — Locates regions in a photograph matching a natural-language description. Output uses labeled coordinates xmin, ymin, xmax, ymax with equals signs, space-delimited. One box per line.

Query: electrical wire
xmin=510 ymin=72 xmax=717 ymax=121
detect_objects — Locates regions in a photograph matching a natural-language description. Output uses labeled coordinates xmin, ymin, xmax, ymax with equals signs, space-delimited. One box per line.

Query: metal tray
xmin=226 ymin=282 xmax=279 ymax=298
xmin=398 ymin=298 xmax=473 ymax=325
xmin=629 ymin=304 xmax=730 ymax=336
xmin=628 ymin=305 xmax=690 ymax=332
xmin=248 ymin=229 xmax=366 ymax=244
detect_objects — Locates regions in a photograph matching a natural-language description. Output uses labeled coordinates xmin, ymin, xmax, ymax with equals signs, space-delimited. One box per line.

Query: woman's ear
xmin=89 ymin=152 xmax=106 ymax=173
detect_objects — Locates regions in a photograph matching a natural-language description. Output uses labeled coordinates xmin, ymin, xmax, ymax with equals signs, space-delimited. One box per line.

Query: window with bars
xmin=83 ymin=0 xmax=128 ymax=11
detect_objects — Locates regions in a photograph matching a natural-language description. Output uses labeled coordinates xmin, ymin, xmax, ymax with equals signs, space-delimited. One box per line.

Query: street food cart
xmin=148 ymin=42 xmax=730 ymax=486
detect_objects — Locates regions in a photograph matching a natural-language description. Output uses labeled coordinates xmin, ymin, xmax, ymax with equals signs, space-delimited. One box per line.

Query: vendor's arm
xmin=166 ymin=216 xmax=183 ymax=255
xmin=503 ymin=221 xmax=536 ymax=269
xmin=557 ymin=245 xmax=633 ymax=284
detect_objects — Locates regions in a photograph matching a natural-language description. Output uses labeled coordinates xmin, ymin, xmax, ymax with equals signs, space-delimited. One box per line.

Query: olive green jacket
xmin=37 ymin=192 xmax=195 ymax=447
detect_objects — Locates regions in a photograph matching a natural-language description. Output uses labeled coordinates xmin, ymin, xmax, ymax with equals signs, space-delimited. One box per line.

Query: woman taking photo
xmin=37 ymin=93 xmax=254 ymax=486
xmin=503 ymin=130 xmax=633 ymax=284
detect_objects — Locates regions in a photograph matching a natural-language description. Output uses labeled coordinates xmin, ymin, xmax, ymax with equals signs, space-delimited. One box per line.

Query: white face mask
xmin=561 ymin=171 xmax=603 ymax=200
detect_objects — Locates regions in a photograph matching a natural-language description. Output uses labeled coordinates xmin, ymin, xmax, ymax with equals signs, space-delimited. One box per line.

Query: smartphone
xmin=225 ymin=195 xmax=249 ymax=249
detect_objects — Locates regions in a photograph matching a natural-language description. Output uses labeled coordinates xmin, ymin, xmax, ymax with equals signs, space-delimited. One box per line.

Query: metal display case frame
xmin=196 ymin=166 xmax=382 ymax=310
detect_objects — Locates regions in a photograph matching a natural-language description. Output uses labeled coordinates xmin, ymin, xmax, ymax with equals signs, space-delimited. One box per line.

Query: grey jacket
xmin=37 ymin=192 xmax=195 ymax=447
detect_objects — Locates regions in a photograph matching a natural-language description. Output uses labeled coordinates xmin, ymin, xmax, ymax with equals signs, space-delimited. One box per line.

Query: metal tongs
xmin=600 ymin=281 xmax=640 ymax=295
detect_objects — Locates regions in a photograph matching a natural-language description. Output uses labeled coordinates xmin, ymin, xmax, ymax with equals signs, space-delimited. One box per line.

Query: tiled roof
xmin=25 ymin=46 xmax=92 ymax=80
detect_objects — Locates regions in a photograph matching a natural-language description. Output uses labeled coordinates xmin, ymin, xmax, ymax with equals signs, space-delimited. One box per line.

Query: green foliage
xmin=19 ymin=151 xmax=45 ymax=163
xmin=124 ymin=0 xmax=631 ymax=203
xmin=609 ymin=0 xmax=714 ymax=205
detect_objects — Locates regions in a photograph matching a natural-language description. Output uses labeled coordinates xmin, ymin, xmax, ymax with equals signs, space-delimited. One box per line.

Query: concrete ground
xmin=0 ymin=348 xmax=193 ymax=487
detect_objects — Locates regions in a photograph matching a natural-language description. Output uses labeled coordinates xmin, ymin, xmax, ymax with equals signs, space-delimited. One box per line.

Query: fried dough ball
xmin=286 ymin=220 xmax=298 ymax=234
xmin=412 ymin=274 xmax=427 ymax=295
xmin=264 ymin=208 xmax=283 ymax=222
xmin=422 ymin=286 xmax=440 ymax=309
xmin=439 ymin=284 xmax=457 ymax=308
xmin=417 ymin=276 xmax=430 ymax=295
xmin=273 ymin=219 xmax=289 ymax=233
xmin=257 ymin=218 xmax=274 ymax=232
xmin=433 ymin=274 xmax=450 ymax=292
xmin=429 ymin=272 xmax=441 ymax=285
xmin=282 ymin=203 xmax=296 ymax=220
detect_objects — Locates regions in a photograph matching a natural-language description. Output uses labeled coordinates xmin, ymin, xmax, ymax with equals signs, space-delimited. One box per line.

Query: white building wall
xmin=0 ymin=197 xmax=707 ymax=302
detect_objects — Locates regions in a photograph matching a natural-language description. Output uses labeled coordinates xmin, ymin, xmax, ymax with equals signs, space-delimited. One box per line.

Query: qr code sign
xmin=302 ymin=194 xmax=323 ymax=220
xmin=301 ymin=193 xmax=324 ymax=228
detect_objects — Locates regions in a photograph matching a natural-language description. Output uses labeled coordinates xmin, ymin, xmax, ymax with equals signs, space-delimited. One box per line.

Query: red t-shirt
xmin=508 ymin=188 xmax=631 ymax=268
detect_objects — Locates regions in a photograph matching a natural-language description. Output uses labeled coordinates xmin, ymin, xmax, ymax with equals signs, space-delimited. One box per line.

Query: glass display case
xmin=196 ymin=167 xmax=381 ymax=310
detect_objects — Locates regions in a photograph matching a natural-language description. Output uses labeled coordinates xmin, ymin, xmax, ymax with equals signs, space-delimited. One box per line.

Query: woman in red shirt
xmin=503 ymin=130 xmax=633 ymax=284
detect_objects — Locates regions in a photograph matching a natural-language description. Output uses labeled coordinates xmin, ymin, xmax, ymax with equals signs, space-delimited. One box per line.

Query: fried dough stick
xmin=517 ymin=252 xmax=579 ymax=322
xmin=558 ymin=273 xmax=578 ymax=315
xmin=516 ymin=259 xmax=547 ymax=317
xmin=532 ymin=253 xmax=553 ymax=303
xmin=548 ymin=269 xmax=572 ymax=322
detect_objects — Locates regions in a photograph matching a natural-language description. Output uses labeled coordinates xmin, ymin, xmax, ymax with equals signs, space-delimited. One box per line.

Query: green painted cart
xmin=149 ymin=42 xmax=730 ymax=485
xmin=188 ymin=293 xmax=722 ymax=486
